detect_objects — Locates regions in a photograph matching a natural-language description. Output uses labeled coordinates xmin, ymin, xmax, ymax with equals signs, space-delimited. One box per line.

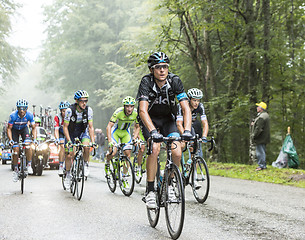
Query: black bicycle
xmin=62 ymin=139 xmax=95 ymax=200
xmin=105 ymin=142 xmax=135 ymax=196
xmin=144 ymin=136 xmax=185 ymax=240
xmin=132 ymin=139 xmax=146 ymax=184
xmin=14 ymin=141 xmax=32 ymax=194
xmin=181 ymin=135 xmax=214 ymax=203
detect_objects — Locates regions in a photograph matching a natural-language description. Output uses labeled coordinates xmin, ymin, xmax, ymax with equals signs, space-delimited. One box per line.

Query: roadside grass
xmin=208 ymin=162 xmax=305 ymax=188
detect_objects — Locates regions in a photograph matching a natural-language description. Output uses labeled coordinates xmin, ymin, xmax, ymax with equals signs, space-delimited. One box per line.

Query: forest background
xmin=1 ymin=0 xmax=305 ymax=169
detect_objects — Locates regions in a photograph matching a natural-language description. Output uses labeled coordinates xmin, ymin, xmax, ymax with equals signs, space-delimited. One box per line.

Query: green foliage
xmin=208 ymin=161 xmax=305 ymax=188
xmin=0 ymin=0 xmax=22 ymax=93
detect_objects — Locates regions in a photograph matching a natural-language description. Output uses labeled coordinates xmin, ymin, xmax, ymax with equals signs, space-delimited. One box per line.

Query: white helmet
xmin=187 ymin=88 xmax=203 ymax=99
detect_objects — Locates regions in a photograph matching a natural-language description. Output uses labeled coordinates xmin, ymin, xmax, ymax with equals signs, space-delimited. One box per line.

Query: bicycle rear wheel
xmin=71 ymin=161 xmax=77 ymax=195
xmin=75 ymin=157 xmax=85 ymax=200
xmin=192 ymin=156 xmax=210 ymax=203
xmin=106 ymin=159 xmax=117 ymax=193
xmin=164 ymin=164 xmax=185 ymax=240
xmin=118 ymin=156 xmax=135 ymax=196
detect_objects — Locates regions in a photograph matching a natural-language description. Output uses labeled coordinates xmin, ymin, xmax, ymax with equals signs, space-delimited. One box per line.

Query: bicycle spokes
xmin=192 ymin=157 xmax=210 ymax=203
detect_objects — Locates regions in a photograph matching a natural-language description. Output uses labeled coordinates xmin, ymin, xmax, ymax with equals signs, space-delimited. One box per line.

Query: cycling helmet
xmin=147 ymin=52 xmax=170 ymax=69
xmin=34 ymin=116 xmax=41 ymax=123
xmin=187 ymin=88 xmax=203 ymax=99
xmin=59 ymin=101 xmax=70 ymax=109
xmin=16 ymin=99 xmax=28 ymax=108
xmin=74 ymin=90 xmax=89 ymax=100
xmin=122 ymin=96 xmax=136 ymax=106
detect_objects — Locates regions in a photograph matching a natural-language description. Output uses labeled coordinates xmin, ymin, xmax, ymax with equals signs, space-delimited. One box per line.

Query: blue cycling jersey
xmin=8 ymin=110 xmax=35 ymax=130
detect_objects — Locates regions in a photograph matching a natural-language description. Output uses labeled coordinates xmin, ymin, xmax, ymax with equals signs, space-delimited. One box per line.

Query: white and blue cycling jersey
xmin=8 ymin=110 xmax=35 ymax=130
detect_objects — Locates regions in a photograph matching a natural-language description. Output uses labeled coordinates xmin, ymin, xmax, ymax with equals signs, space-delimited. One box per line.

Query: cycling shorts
xmin=59 ymin=132 xmax=65 ymax=142
xmin=111 ymin=128 xmax=132 ymax=151
xmin=140 ymin=116 xmax=179 ymax=141
xmin=12 ymin=127 xmax=31 ymax=147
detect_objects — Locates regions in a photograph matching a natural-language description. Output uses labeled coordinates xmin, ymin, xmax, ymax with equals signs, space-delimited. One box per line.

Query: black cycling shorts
xmin=140 ymin=116 xmax=179 ymax=141
xmin=12 ymin=127 xmax=31 ymax=143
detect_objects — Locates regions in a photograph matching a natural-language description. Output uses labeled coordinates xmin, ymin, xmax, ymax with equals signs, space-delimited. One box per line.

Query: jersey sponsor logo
xmin=71 ymin=116 xmax=76 ymax=122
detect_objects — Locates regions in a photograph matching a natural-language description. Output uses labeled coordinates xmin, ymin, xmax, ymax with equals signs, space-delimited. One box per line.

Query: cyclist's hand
xmin=92 ymin=142 xmax=98 ymax=148
xmin=150 ymin=129 xmax=163 ymax=143
xmin=181 ymin=130 xmax=193 ymax=141
xmin=66 ymin=141 xmax=72 ymax=148
xmin=108 ymin=142 xmax=114 ymax=148
xmin=201 ymin=136 xmax=208 ymax=143
xmin=9 ymin=140 xmax=14 ymax=146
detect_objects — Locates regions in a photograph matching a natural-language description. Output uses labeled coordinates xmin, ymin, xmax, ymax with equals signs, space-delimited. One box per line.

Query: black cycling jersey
xmin=177 ymin=102 xmax=207 ymax=122
xmin=136 ymin=73 xmax=188 ymax=119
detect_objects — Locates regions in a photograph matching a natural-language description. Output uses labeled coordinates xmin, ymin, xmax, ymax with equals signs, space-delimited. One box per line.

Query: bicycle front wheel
xmin=106 ymin=159 xmax=117 ymax=193
xmin=118 ymin=156 xmax=135 ymax=196
xmin=164 ymin=164 xmax=185 ymax=240
xmin=192 ymin=157 xmax=210 ymax=203
xmin=75 ymin=157 xmax=85 ymax=200
xmin=20 ymin=156 xmax=26 ymax=194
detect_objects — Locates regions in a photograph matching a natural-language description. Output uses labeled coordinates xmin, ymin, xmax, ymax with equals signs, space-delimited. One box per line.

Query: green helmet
xmin=34 ymin=116 xmax=41 ymax=123
xmin=122 ymin=96 xmax=136 ymax=106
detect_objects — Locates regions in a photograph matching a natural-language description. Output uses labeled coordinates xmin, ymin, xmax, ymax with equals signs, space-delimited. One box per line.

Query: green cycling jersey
xmin=110 ymin=107 xmax=138 ymax=131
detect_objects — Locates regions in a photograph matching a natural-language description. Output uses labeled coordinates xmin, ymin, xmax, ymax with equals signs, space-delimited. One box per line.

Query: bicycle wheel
xmin=164 ymin=164 xmax=185 ymax=240
xmin=192 ymin=156 xmax=210 ymax=203
xmin=75 ymin=157 xmax=85 ymax=200
xmin=71 ymin=161 xmax=77 ymax=195
xmin=106 ymin=159 xmax=117 ymax=193
xmin=147 ymin=169 xmax=160 ymax=228
xmin=61 ymin=172 xmax=66 ymax=190
xmin=20 ymin=155 xmax=26 ymax=194
xmin=133 ymin=154 xmax=143 ymax=184
xmin=118 ymin=156 xmax=135 ymax=196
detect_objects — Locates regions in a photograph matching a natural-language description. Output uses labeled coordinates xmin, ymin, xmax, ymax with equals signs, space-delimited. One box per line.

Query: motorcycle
xmin=31 ymin=127 xmax=53 ymax=176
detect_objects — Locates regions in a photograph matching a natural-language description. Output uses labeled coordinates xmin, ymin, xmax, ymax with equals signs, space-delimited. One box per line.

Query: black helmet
xmin=147 ymin=52 xmax=170 ymax=69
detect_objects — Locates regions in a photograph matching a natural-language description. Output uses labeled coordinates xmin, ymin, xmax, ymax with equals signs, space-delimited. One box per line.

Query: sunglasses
xmin=17 ymin=107 xmax=27 ymax=111
xmin=78 ymin=99 xmax=88 ymax=103
xmin=152 ymin=64 xmax=169 ymax=70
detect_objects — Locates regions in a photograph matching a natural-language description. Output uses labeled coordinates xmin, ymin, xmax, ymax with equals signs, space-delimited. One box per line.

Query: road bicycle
xmin=105 ymin=142 xmax=135 ymax=196
xmin=131 ymin=139 xmax=146 ymax=184
xmin=62 ymin=139 xmax=95 ymax=200
xmin=144 ymin=136 xmax=185 ymax=240
xmin=13 ymin=141 xmax=32 ymax=194
xmin=181 ymin=135 xmax=214 ymax=203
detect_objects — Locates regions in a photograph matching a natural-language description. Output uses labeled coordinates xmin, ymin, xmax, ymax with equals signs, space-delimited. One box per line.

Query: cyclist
xmin=34 ymin=116 xmax=42 ymax=127
xmin=54 ymin=101 xmax=70 ymax=176
xmin=136 ymin=52 xmax=192 ymax=209
xmin=105 ymin=96 xmax=140 ymax=177
xmin=177 ymin=88 xmax=209 ymax=156
xmin=7 ymin=99 xmax=37 ymax=181
xmin=63 ymin=90 xmax=96 ymax=189
xmin=134 ymin=129 xmax=146 ymax=178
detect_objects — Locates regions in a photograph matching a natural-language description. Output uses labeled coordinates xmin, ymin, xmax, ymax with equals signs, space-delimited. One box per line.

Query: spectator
xmin=94 ymin=128 xmax=105 ymax=161
xmin=251 ymin=102 xmax=270 ymax=171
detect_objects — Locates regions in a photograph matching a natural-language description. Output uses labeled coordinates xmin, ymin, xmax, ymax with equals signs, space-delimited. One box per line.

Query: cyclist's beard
xmin=78 ymin=103 xmax=85 ymax=111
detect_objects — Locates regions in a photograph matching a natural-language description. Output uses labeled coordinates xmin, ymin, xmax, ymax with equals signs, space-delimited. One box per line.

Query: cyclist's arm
xmin=88 ymin=120 xmax=95 ymax=143
xmin=139 ymin=101 xmax=155 ymax=132
xmin=106 ymin=121 xmax=115 ymax=144
xmin=133 ymin=123 xmax=140 ymax=139
xmin=7 ymin=124 xmax=13 ymax=141
xmin=180 ymin=100 xmax=192 ymax=132
xmin=176 ymin=120 xmax=184 ymax=135
xmin=31 ymin=123 xmax=37 ymax=140
xmin=63 ymin=121 xmax=71 ymax=142
xmin=201 ymin=119 xmax=209 ymax=138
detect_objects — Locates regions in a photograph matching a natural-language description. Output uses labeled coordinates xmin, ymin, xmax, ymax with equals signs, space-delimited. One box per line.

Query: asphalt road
xmin=0 ymin=162 xmax=304 ymax=240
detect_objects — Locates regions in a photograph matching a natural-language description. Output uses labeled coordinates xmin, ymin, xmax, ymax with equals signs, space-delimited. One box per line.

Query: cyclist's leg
xmin=122 ymin=130 xmax=132 ymax=158
xmin=11 ymin=129 xmax=20 ymax=170
xmin=58 ymin=132 xmax=65 ymax=165
xmin=106 ymin=128 xmax=119 ymax=163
